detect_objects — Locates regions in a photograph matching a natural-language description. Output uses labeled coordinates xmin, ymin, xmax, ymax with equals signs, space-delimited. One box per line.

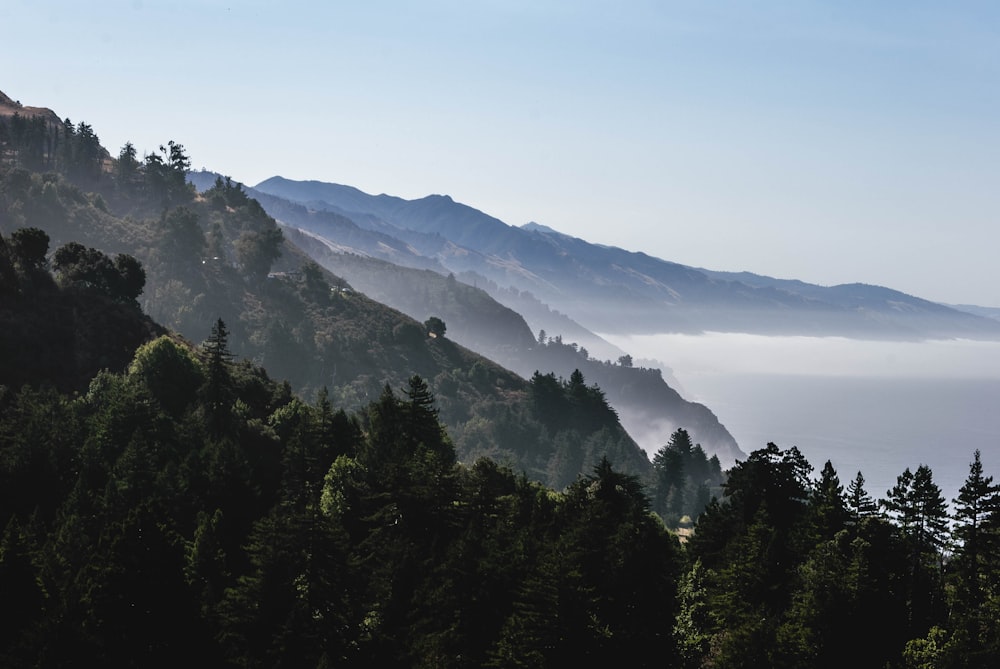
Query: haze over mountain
xmin=186 ymin=170 xmax=744 ymax=464
xmin=0 ymin=88 xmax=748 ymax=505
xmin=252 ymin=176 xmax=1000 ymax=342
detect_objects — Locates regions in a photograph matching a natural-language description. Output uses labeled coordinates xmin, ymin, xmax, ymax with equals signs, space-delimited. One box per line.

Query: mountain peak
xmin=521 ymin=221 xmax=559 ymax=234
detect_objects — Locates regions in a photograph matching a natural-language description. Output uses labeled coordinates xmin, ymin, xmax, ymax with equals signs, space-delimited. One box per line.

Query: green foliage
xmin=846 ymin=470 xmax=878 ymax=521
xmin=424 ymin=315 xmax=446 ymax=337
xmin=158 ymin=205 xmax=206 ymax=261
xmin=0 ymin=326 xmax=690 ymax=666
xmin=235 ymin=226 xmax=283 ymax=281
xmin=7 ymin=126 xmax=1000 ymax=667
xmin=8 ymin=226 xmax=48 ymax=270
xmin=652 ymin=428 xmax=724 ymax=525
xmin=128 ymin=335 xmax=206 ymax=415
xmin=141 ymin=140 xmax=195 ymax=208
xmin=52 ymin=241 xmax=146 ymax=304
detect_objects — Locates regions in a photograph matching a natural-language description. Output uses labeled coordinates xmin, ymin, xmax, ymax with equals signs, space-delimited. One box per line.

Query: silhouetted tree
xmin=424 ymin=316 xmax=446 ymax=338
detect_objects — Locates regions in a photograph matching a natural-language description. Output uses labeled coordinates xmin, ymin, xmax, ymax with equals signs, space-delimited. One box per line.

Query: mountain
xmin=188 ymin=172 xmax=741 ymax=463
xmin=280 ymin=222 xmax=743 ymax=464
xmin=950 ymin=303 xmax=1000 ymax=323
xmin=0 ymin=105 xmax=662 ymax=492
xmin=188 ymin=173 xmax=744 ymax=464
xmin=0 ymin=252 xmax=691 ymax=664
xmin=253 ymin=176 xmax=1000 ymax=341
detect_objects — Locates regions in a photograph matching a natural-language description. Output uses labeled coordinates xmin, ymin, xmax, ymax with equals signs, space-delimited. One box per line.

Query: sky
xmin=4 ymin=1 xmax=1000 ymax=306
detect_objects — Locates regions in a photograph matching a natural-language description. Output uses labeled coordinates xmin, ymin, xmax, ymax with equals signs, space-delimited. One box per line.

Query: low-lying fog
xmin=601 ymin=332 xmax=1000 ymax=506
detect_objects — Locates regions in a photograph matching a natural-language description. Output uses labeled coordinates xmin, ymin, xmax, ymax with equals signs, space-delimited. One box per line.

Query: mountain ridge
xmin=0 ymin=97 xmax=675 ymax=491
xmin=253 ymin=175 xmax=1000 ymax=341
xmin=186 ymin=172 xmax=744 ymax=463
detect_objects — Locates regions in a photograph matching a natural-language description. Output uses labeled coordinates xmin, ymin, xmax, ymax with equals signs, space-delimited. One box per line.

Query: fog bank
xmin=600 ymin=332 xmax=1000 ymax=505
xmin=602 ymin=332 xmax=1000 ymax=380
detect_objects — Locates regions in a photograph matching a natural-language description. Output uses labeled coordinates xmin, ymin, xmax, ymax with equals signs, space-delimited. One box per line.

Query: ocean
xmin=601 ymin=333 xmax=1000 ymax=506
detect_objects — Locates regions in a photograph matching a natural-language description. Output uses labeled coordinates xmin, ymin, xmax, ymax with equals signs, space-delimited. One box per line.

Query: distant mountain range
xmin=185 ymin=171 xmax=745 ymax=464
xmin=187 ymin=170 xmax=1000 ymax=464
xmin=248 ymin=176 xmax=1000 ymax=342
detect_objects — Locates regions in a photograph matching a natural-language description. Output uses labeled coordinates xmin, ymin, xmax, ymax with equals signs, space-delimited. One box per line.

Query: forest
xmin=1 ymin=110 xmax=1000 ymax=667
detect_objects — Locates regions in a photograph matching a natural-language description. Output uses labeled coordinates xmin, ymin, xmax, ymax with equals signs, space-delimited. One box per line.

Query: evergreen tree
xmin=652 ymin=428 xmax=692 ymax=523
xmin=201 ymin=318 xmax=235 ymax=438
xmin=846 ymin=470 xmax=878 ymax=522
xmin=808 ymin=460 xmax=848 ymax=541
xmin=950 ymin=449 xmax=1000 ymax=659
xmin=882 ymin=464 xmax=949 ymax=636
xmin=116 ymin=141 xmax=140 ymax=192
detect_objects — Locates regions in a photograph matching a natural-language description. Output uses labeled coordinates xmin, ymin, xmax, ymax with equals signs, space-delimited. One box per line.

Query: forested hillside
xmin=3 ymin=96 xmax=1000 ymax=667
xmin=0 ymin=108 xmax=653 ymax=491
xmin=280 ymin=224 xmax=744 ymax=465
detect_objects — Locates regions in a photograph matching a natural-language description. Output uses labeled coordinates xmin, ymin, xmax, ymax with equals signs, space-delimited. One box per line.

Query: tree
xmin=159 ymin=206 xmax=206 ymax=262
xmin=424 ymin=316 xmax=446 ymax=338
xmin=301 ymin=261 xmax=330 ymax=302
xmin=884 ymin=465 xmax=949 ymax=555
xmin=556 ymin=456 xmax=682 ymax=664
xmin=201 ymin=319 xmax=235 ymax=437
xmin=113 ymin=253 xmax=146 ymax=303
xmin=808 ymin=460 xmax=848 ymax=541
xmin=882 ymin=464 xmax=949 ymax=634
xmin=884 ymin=468 xmax=918 ymax=531
xmin=69 ymin=121 xmax=102 ymax=183
xmin=846 ymin=471 xmax=878 ymax=522
xmin=51 ymin=242 xmax=145 ymax=304
xmin=165 ymin=140 xmax=191 ymax=173
xmin=116 ymin=141 xmax=140 ymax=190
xmin=8 ymin=227 xmax=49 ymax=270
xmin=128 ymin=336 xmax=205 ymax=416
xmin=951 ymin=450 xmax=1000 ymax=617
xmin=652 ymin=428 xmax=693 ymax=523
xmin=234 ymin=227 xmax=283 ymax=282
xmin=673 ymin=560 xmax=712 ymax=669
xmin=142 ymin=140 xmax=194 ymax=207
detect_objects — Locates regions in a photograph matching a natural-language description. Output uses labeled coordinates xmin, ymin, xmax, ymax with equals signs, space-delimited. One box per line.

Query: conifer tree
xmin=202 ymin=318 xmax=234 ymax=438
xmin=952 ymin=450 xmax=1000 ymax=619
xmin=846 ymin=470 xmax=878 ymax=522
xmin=808 ymin=460 xmax=848 ymax=541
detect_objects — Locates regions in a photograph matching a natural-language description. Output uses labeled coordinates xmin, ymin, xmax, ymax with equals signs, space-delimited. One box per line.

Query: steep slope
xmin=284 ymin=225 xmax=744 ymax=465
xmin=254 ymin=176 xmax=1000 ymax=340
xmin=0 ymin=235 xmax=164 ymax=393
xmin=0 ymin=111 xmax=655 ymax=489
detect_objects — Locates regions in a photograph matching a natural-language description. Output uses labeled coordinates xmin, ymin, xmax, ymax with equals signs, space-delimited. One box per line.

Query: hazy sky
xmin=5 ymin=1 xmax=1000 ymax=306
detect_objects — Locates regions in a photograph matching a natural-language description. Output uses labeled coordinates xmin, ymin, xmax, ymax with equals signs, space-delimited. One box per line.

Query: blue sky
xmin=5 ymin=1 xmax=1000 ymax=306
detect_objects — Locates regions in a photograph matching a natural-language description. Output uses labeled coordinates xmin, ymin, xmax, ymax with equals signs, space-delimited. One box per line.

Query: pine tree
xmin=952 ymin=450 xmax=1000 ymax=617
xmin=809 ymin=460 xmax=848 ymax=541
xmin=652 ymin=428 xmax=693 ymax=522
xmin=202 ymin=318 xmax=234 ymax=438
xmin=882 ymin=464 xmax=949 ymax=634
xmin=846 ymin=471 xmax=878 ymax=522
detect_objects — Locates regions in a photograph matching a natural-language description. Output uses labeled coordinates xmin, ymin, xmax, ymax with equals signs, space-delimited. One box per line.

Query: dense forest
xmin=2 ymin=106 xmax=1000 ymax=667
xmin=0 ymin=108 xmax=658 ymax=495
xmin=274 ymin=230 xmax=742 ymax=465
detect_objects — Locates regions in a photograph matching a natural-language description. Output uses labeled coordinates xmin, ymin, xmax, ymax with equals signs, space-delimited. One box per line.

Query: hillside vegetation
xmin=4 ymin=95 xmax=1000 ymax=668
xmin=0 ymin=103 xmax=659 ymax=494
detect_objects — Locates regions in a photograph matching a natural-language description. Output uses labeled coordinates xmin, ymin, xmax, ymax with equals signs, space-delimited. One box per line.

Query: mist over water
xmin=601 ymin=333 xmax=1000 ymax=505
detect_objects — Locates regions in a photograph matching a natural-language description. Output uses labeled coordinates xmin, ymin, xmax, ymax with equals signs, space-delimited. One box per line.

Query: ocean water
xmin=601 ymin=333 xmax=1000 ymax=506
